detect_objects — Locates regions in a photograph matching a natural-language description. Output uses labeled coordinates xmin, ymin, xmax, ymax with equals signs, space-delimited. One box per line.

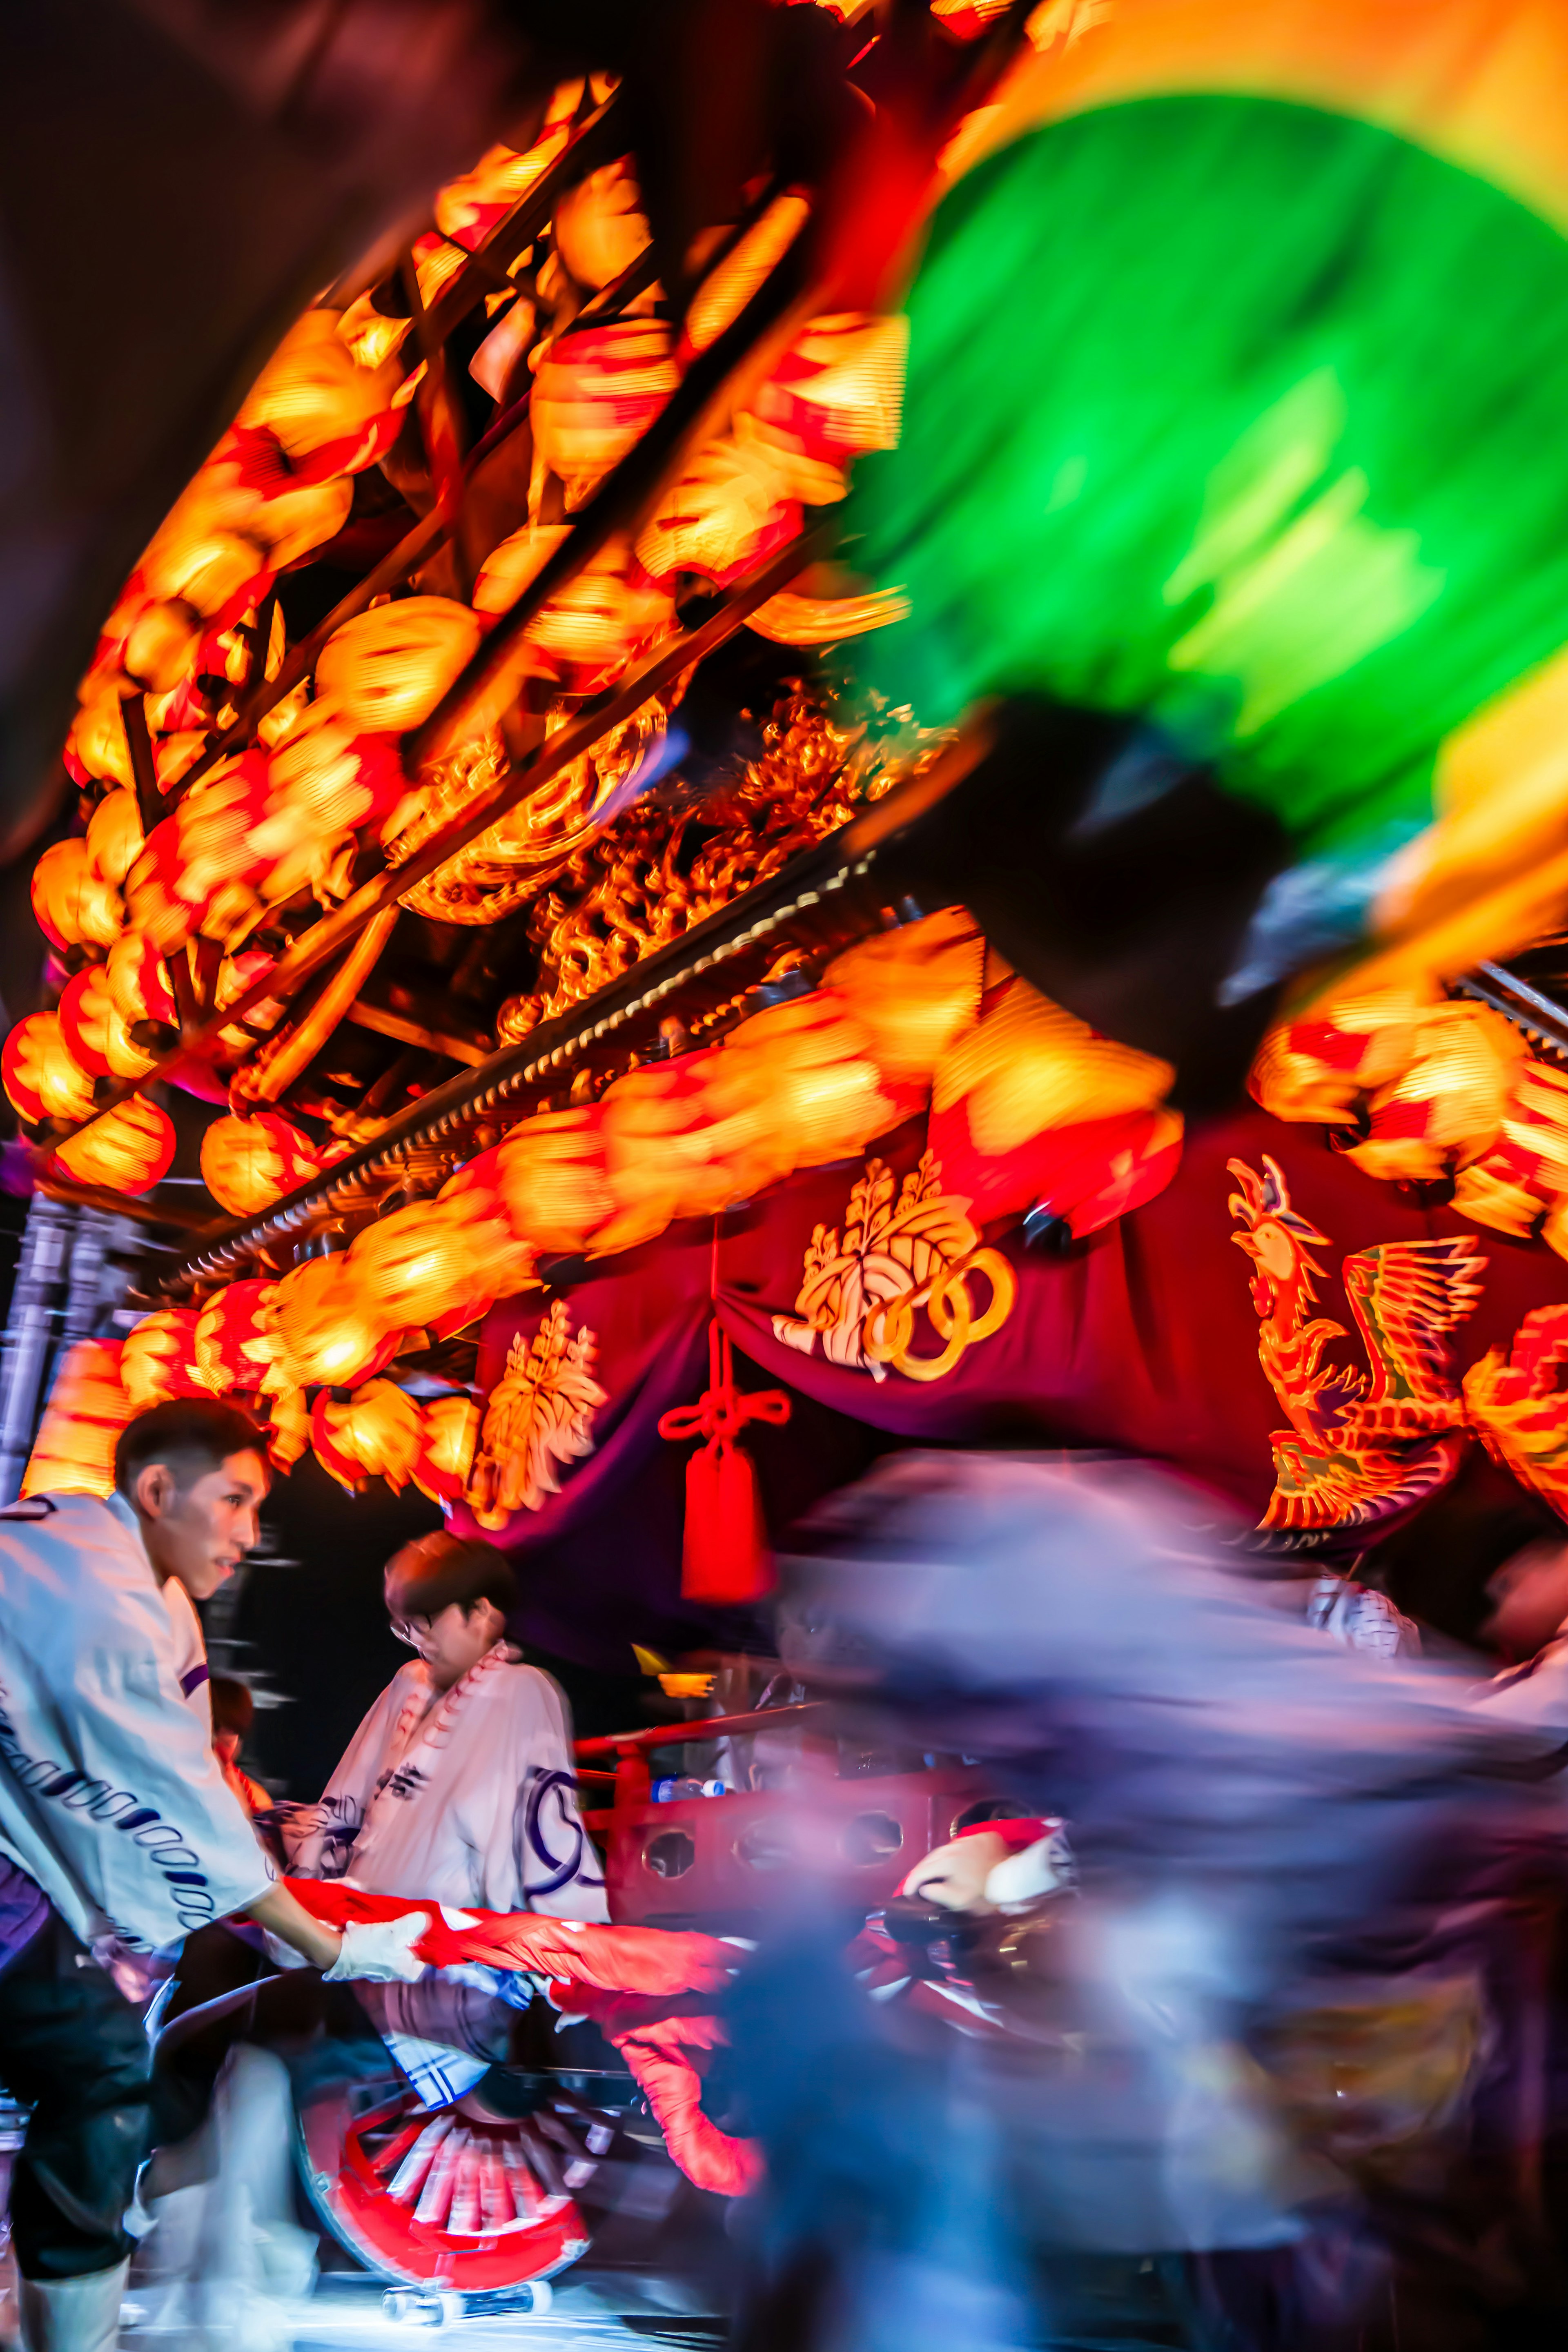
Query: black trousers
xmin=0 ymin=1908 xmax=151 ymax=2281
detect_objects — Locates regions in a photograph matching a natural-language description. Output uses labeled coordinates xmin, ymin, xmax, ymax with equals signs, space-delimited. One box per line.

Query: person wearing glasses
xmin=285 ymin=1528 xmax=606 ymax=2107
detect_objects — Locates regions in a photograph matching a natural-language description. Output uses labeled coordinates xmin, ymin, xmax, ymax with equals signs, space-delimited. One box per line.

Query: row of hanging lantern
xmin=4 ymin=72 xmax=913 ymax=1201
xmin=27 ymin=911 xmax=1183 ymax=1511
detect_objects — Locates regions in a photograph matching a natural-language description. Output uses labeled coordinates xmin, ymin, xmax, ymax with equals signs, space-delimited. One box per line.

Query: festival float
xmin=11 ymin=0 xmax=1568 ymax=2313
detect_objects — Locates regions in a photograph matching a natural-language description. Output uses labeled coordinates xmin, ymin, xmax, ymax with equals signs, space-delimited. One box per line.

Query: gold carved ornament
xmin=468 ymin=1298 xmax=609 ymax=1526
xmin=773 ymin=1151 xmax=1016 ymax=1383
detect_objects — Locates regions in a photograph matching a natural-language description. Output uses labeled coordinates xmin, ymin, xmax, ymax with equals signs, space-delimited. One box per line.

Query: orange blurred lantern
xmin=413 ymin=1394 xmax=481 ymax=1503
xmin=1450 ymin=1058 xmax=1568 ymax=1239
xmin=126 ymin=755 xmax=274 ymax=954
xmin=315 ymin=598 xmax=482 ymax=734
xmin=271 ymin=1257 xmax=399 ymax=1392
xmin=475 ymin=535 xmax=674 ymax=694
xmin=56 ymin=967 xmax=115 ymax=1080
xmin=22 ymin=1340 xmax=133 ymax=1500
xmin=596 ymin=1049 xmax=785 ymax=1253
xmin=929 ymin=1100 xmax=1185 ymax=1234
xmin=2 ymin=1012 xmax=96 ymax=1125
xmin=749 ymin=313 xmax=907 ymax=472
xmin=139 ymin=523 xmax=271 ymax=626
xmin=826 ymin=909 xmax=985 ymax=1085
xmin=494 ymin=1108 xmax=617 ymax=1254
xmin=261 ymin=696 xmax=406 ymax=835
xmin=932 ymin=976 xmax=1173 ymax=1156
xmin=1341 ymin=1002 xmax=1528 ymax=1184
xmin=31 ymin=838 xmax=123 ymax=952
xmin=552 ymin=157 xmax=651 ymax=291
xmin=346 ymin=1194 xmax=533 ymax=1334
xmin=715 ymin=987 xmax=922 ymax=1173
xmin=192 ymin=1278 xmax=281 ymax=1391
xmin=121 ymin=1309 xmax=211 ymax=1412
xmin=106 ymin=930 xmax=180 ymax=1033
xmin=265 ymin=1385 xmax=311 ymax=1471
xmin=201 ymin=1113 xmax=321 ymax=1217
xmin=66 ymin=682 xmax=136 ymax=790
xmin=51 ymin=1096 xmax=176 ymax=1195
xmin=530 ymin=321 xmax=679 ymax=506
xmin=85 ymin=790 xmax=146 ymax=889
xmin=232 ymin=309 xmax=405 ymax=477
xmin=310 ymin=1381 xmax=423 ymax=1493
xmin=434 ymin=102 xmax=574 ymax=251
xmin=1249 ymin=987 xmax=1439 ymax=1125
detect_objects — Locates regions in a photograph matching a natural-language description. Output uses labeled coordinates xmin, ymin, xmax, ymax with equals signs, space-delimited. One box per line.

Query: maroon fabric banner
xmin=460 ymin=1107 xmax=1568 ymax=1668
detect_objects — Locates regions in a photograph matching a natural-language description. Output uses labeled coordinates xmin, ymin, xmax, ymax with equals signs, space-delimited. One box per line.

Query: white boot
xmin=17 ymin=2259 xmax=128 ymax=2352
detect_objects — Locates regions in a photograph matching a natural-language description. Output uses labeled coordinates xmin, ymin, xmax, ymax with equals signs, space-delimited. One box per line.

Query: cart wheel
xmin=296 ymin=2072 xmax=597 ymax=2295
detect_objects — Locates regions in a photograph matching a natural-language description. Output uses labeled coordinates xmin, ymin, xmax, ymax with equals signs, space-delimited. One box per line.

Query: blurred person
xmin=0 ymin=1399 xmax=414 ymax=2352
xmin=285 ymin=1529 xmax=606 ymax=2109
xmin=726 ymin=1453 xmax=1568 ymax=2352
xmin=207 ymin=1676 xmax=270 ymax=1817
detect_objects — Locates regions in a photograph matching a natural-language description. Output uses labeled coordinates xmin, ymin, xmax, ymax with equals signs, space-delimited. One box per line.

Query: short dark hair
xmin=114 ymin=1398 xmax=268 ymax=1499
xmin=209 ymin=1675 xmax=255 ymax=1738
xmin=385 ymin=1530 xmax=515 ymax=1623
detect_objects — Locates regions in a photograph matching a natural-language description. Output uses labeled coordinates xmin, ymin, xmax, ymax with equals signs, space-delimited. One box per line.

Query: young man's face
xmin=134 ymin=1448 xmax=269 ymax=1600
xmin=390 ymin=1590 xmax=502 ymax=1691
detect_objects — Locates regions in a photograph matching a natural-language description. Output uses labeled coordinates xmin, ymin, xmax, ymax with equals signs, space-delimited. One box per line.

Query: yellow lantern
xmin=494 ymin=1107 xmax=617 ymax=1254
xmin=121 ymin=1308 xmax=211 ymax=1412
xmin=717 ymin=987 xmax=919 ymax=1172
xmin=346 ymin=1193 xmax=532 ymax=1334
xmin=271 ymin=1256 xmax=397 ymax=1391
xmin=85 ymin=790 xmax=146 ymax=889
xmin=826 ymin=908 xmax=986 ymax=1084
xmin=315 ymin=597 xmax=482 ymax=734
xmin=22 ymin=1340 xmax=133 ymax=1499
xmin=52 ymin=1096 xmax=176 ymax=1195
xmin=200 ymin=1113 xmax=320 ymax=1217
xmin=311 ymin=1380 xmax=424 ymax=1492
xmin=1248 ymin=987 xmax=1440 ymax=1125
xmin=932 ymin=976 xmax=1174 ymax=1156
xmin=193 ymin=1278 xmax=281 ymax=1392
xmin=234 ymin=309 xmax=403 ymax=469
xmin=1342 ymin=1002 xmax=1528 ymax=1184
xmin=31 ymin=838 xmax=123 ymax=952
xmin=413 ymin=1395 xmax=481 ymax=1503
xmin=2 ymin=1012 xmax=96 ymax=1125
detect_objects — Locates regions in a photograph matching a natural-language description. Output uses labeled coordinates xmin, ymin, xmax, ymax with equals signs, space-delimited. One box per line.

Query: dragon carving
xmin=1228 ymin=1155 xmax=1487 ymax=1531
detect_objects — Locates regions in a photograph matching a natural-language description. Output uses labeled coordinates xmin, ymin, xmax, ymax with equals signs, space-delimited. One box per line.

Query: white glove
xmin=322 ymin=1913 xmax=429 ymax=1984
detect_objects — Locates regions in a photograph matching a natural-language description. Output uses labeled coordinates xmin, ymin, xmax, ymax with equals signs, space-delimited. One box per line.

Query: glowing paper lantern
xmin=56 ymin=967 xmax=115 ymax=1080
xmin=931 ymin=1100 xmax=1185 ymax=1233
xmin=265 ymin=1385 xmax=311 ymax=1471
xmin=2 ymin=1013 xmax=96 ymax=1125
xmin=345 ymin=1194 xmax=532 ymax=1334
xmin=310 ymin=1381 xmax=423 ymax=1493
xmin=552 ymin=158 xmax=651 ymax=292
xmin=314 ymin=598 xmax=482 ymax=734
xmin=200 ymin=1113 xmax=321 ymax=1217
xmin=932 ymin=977 xmax=1173 ymax=1157
xmin=65 ymin=685 xmax=135 ymax=790
xmin=31 ymin=838 xmax=122 ymax=952
xmin=232 ymin=309 xmax=405 ymax=478
xmin=517 ymin=544 xmax=674 ymax=695
xmin=261 ymin=697 xmax=407 ymax=834
xmin=596 ymin=1050 xmax=784 ymax=1254
xmin=1451 ymin=1060 xmax=1568 ymax=1240
xmin=22 ymin=1341 xmax=132 ymax=1500
xmin=193 ymin=1278 xmax=280 ymax=1392
xmin=826 ymin=909 xmax=985 ymax=1084
xmin=271 ymin=1257 xmax=399 ymax=1392
xmin=1341 ymin=1003 xmax=1528 ymax=1184
xmin=434 ymin=104 xmax=574 ymax=250
xmin=127 ymin=756 xmax=274 ymax=953
xmin=139 ymin=525 xmax=271 ymax=627
xmin=120 ymin=1309 xmax=210 ymax=1412
xmin=716 ymin=988 xmax=922 ymax=1174
xmin=494 ymin=1108 xmax=617 ymax=1254
xmin=413 ymin=1394 xmax=481 ymax=1503
xmin=84 ymin=790 xmax=145 ymax=889
xmin=1249 ymin=989 xmax=1441 ymax=1125
xmin=52 ymin=1096 xmax=176 ymax=1195
xmin=530 ymin=321 xmax=679 ymax=506
xmin=105 ymin=931 xmax=179 ymax=1033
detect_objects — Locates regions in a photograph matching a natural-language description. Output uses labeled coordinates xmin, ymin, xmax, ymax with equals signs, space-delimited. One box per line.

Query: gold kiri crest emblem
xmin=773 ymin=1151 xmax=1016 ymax=1382
xmin=469 ymin=1298 xmax=608 ymax=1526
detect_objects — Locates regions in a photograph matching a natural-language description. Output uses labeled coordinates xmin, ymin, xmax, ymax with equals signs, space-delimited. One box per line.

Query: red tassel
xmin=659 ymin=1322 xmax=790 ymax=1604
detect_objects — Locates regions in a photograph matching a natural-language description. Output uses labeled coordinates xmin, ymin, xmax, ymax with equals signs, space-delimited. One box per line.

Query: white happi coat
xmin=0 ymin=1491 xmax=270 ymax=1950
xmin=289 ymin=1642 xmax=605 ymax=1919
xmin=287 ymin=1642 xmax=605 ymax=2101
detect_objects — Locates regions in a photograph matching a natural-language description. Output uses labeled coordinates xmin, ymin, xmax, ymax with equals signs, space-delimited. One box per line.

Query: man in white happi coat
xmin=0 ymin=1398 xmax=419 ymax=2352
xmin=288 ymin=1529 xmax=607 ymax=2105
